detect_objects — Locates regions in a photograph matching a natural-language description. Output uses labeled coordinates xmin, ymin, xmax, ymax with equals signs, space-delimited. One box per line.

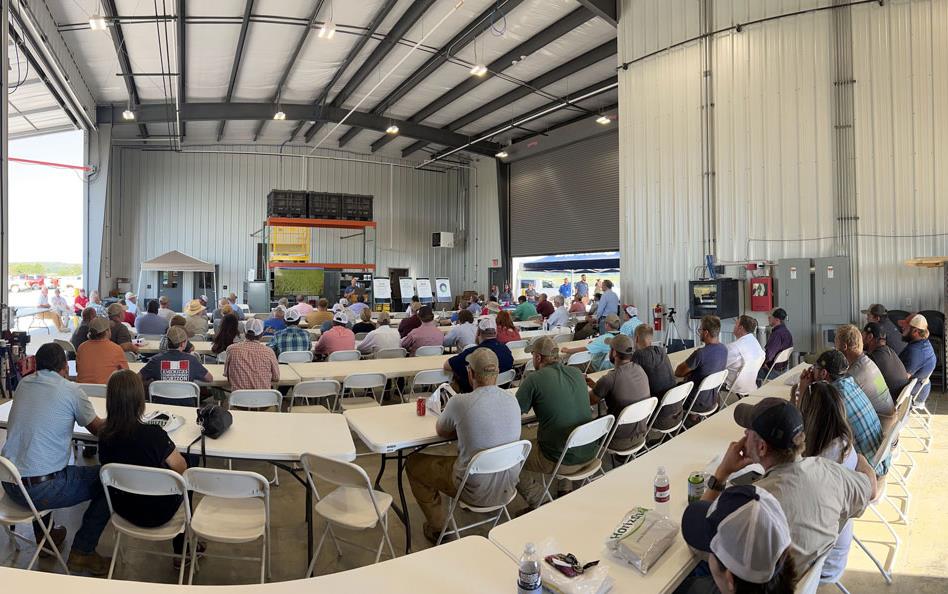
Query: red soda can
xmin=416 ymin=397 xmax=426 ymax=416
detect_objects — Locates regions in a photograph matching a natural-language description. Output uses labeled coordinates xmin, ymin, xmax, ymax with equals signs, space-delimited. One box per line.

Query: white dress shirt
xmin=726 ymin=332 xmax=766 ymax=394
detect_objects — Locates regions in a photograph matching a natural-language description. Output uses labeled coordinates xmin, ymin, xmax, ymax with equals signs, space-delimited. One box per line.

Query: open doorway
xmin=512 ymin=252 xmax=621 ymax=306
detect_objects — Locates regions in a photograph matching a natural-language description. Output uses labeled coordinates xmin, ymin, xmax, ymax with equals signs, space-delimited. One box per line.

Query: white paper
xmin=398 ymin=277 xmax=415 ymax=301
xmin=416 ymin=278 xmax=434 ymax=300
xmin=372 ymin=278 xmax=392 ymax=300
xmin=790 ymin=266 xmax=797 ymax=280
xmin=435 ymin=278 xmax=452 ymax=300
xmin=827 ymin=266 xmax=834 ymax=279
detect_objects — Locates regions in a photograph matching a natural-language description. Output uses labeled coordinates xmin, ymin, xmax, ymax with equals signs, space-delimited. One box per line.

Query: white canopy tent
xmin=137 ymin=250 xmax=218 ymax=310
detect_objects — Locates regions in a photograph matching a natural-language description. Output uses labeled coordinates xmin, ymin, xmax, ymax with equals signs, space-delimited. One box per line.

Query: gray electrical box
xmin=775 ymin=258 xmax=814 ymax=353
xmin=243 ymin=281 xmax=270 ymax=314
xmin=814 ymin=257 xmax=851 ymax=324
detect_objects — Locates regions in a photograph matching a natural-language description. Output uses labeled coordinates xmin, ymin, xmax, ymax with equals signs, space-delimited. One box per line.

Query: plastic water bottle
xmin=517 ymin=542 xmax=542 ymax=594
xmin=654 ymin=466 xmax=670 ymax=516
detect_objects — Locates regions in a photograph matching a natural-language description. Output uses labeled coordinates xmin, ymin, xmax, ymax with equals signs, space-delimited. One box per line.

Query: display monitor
xmin=273 ymin=268 xmax=325 ymax=297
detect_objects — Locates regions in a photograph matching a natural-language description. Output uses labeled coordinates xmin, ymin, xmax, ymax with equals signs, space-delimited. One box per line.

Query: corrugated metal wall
xmin=102 ymin=145 xmax=475 ymax=300
xmin=619 ymin=0 xmax=948 ymax=321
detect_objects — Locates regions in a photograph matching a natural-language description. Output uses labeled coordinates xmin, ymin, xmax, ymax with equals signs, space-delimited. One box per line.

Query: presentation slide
xmin=435 ymin=278 xmax=452 ymax=301
xmin=273 ymin=268 xmax=325 ymax=297
xmin=398 ymin=277 xmax=415 ymax=302
xmin=417 ymin=278 xmax=433 ymax=303
xmin=373 ymin=278 xmax=391 ymax=300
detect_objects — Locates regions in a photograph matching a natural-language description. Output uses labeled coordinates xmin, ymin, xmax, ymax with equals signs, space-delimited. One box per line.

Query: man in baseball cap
xmin=701 ymin=398 xmax=875 ymax=574
xmin=619 ymin=305 xmax=643 ymax=337
xmin=76 ymin=317 xmax=129 ymax=384
xmin=139 ymin=325 xmax=212 ymax=389
xmin=585 ymin=333 xmax=651 ymax=456
xmin=861 ymin=322 xmax=910 ymax=395
xmin=313 ymin=310 xmax=355 ymax=360
xmin=760 ymin=308 xmax=794 ymax=383
xmin=224 ymin=317 xmax=280 ymax=391
xmin=443 ymin=315 xmax=514 ymax=393
xmin=861 ymin=303 xmax=905 ymax=354
xmin=106 ymin=302 xmax=139 ymax=355
xmin=562 ymin=313 xmax=622 ymax=372
xmin=898 ymin=312 xmax=937 ymax=406
xmin=270 ymin=306 xmax=312 ymax=357
xmin=679 ymin=484 xmax=795 ymax=592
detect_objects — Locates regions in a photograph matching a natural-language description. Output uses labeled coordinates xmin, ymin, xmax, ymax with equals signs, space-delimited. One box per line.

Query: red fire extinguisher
xmin=653 ymin=304 xmax=663 ymax=331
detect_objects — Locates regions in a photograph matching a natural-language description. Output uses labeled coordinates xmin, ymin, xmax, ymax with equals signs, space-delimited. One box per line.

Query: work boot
xmin=422 ymin=522 xmax=455 ymax=546
xmin=67 ymin=550 xmax=112 ymax=576
xmin=38 ymin=525 xmax=67 ymax=559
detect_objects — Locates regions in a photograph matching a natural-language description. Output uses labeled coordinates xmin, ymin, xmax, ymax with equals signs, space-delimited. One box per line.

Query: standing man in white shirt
xmin=726 ymin=315 xmax=766 ymax=395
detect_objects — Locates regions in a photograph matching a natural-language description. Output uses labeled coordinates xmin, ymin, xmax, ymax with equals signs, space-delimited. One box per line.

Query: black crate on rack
xmin=267 ymin=190 xmax=308 ymax=218
xmin=307 ymin=192 xmax=342 ymax=219
xmin=339 ymin=194 xmax=374 ymax=221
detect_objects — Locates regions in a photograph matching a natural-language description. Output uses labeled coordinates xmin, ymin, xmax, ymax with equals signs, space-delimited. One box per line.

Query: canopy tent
xmin=522 ymin=252 xmax=620 ymax=272
xmin=137 ymin=251 xmax=218 ymax=309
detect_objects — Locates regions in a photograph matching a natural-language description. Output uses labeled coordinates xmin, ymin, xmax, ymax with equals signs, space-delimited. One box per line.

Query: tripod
xmin=662 ymin=307 xmax=683 ymax=352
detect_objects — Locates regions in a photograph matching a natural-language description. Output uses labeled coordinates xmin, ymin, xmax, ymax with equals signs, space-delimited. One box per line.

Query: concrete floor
xmin=2 ymin=327 xmax=946 ymax=591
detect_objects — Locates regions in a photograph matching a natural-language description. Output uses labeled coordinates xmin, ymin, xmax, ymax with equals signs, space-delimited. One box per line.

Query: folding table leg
xmin=396 ymin=450 xmax=412 ymax=554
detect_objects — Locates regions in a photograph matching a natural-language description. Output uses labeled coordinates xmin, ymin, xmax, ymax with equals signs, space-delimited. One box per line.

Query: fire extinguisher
xmin=653 ymin=304 xmax=663 ymax=331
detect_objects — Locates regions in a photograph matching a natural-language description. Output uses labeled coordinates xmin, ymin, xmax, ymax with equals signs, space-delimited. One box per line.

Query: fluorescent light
xmin=319 ymin=21 xmax=336 ymax=39
xmin=596 ymin=115 xmax=612 ymax=125
xmin=122 ymin=109 xmax=135 ymax=121
xmin=495 ymin=150 xmax=508 ymax=159
xmin=89 ymin=15 xmax=107 ymax=30
xmin=273 ymin=111 xmax=286 ymax=121
xmin=386 ymin=124 xmax=399 ymax=135
xmin=469 ymin=64 xmax=487 ymax=77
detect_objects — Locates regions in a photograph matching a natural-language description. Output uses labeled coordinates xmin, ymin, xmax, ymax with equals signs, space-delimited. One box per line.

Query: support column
xmin=699 ymin=0 xmax=717 ymax=259
xmin=84 ymin=125 xmax=111 ymax=292
xmin=1 ymin=0 xmax=9 ymax=314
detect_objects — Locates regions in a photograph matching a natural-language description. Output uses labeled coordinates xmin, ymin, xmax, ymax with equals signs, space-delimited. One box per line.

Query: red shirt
xmin=536 ymin=300 xmax=555 ymax=319
xmin=74 ymin=296 xmax=89 ymax=312
xmin=496 ymin=326 xmax=521 ymax=344
xmin=123 ymin=311 xmax=136 ymax=325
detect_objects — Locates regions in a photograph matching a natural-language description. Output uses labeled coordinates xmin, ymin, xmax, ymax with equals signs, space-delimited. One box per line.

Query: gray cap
xmin=605 ymin=333 xmax=635 ymax=355
xmin=525 ymin=336 xmax=559 ymax=357
xmin=166 ymin=325 xmax=188 ymax=346
xmin=467 ymin=348 xmax=500 ymax=375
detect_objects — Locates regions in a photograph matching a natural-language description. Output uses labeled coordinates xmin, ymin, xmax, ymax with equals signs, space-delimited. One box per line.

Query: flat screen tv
xmin=273 ymin=268 xmax=325 ymax=297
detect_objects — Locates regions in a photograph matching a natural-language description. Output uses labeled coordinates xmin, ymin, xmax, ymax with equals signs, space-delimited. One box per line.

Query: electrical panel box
xmin=814 ymin=257 xmax=851 ymax=324
xmin=688 ymin=278 xmax=741 ymax=320
xmin=775 ymin=258 xmax=813 ymax=353
xmin=243 ymin=281 xmax=270 ymax=314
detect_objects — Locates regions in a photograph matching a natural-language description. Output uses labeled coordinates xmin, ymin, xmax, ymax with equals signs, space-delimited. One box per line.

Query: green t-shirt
xmin=514 ymin=301 xmax=539 ymax=321
xmin=516 ymin=363 xmax=597 ymax=466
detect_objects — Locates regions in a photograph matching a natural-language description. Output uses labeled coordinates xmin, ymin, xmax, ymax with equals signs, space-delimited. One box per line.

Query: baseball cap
xmin=860 ymin=303 xmax=887 ymax=317
xmin=605 ymin=333 xmax=635 ymax=355
xmin=467 ymin=348 xmax=500 ymax=375
xmin=166 ymin=326 xmax=188 ymax=346
xmin=333 ymin=311 xmax=348 ymax=324
xmin=525 ymin=336 xmax=559 ymax=357
xmin=125 ymin=291 xmax=136 ymax=300
xmin=909 ymin=314 xmax=928 ymax=331
xmin=863 ymin=321 xmax=885 ymax=340
xmin=770 ymin=308 xmax=787 ymax=320
xmin=477 ymin=316 xmax=497 ymax=332
xmin=681 ymin=484 xmax=791 ymax=584
xmin=733 ymin=398 xmax=804 ymax=449
xmin=625 ymin=305 xmax=638 ymax=318
xmin=89 ymin=317 xmax=110 ymax=335
xmin=604 ymin=314 xmax=621 ymax=328
xmin=284 ymin=308 xmax=301 ymax=323
xmin=245 ymin=318 xmax=264 ymax=336
xmin=331 ymin=303 xmax=345 ymax=313
xmin=106 ymin=303 xmax=125 ymax=317
xmin=814 ymin=349 xmax=849 ymax=377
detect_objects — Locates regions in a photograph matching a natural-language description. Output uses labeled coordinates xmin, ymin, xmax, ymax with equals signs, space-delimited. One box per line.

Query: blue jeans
xmin=2 ymin=465 xmax=110 ymax=554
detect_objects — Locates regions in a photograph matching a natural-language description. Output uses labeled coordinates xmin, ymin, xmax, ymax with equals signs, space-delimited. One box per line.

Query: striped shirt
xmin=834 ymin=376 xmax=889 ymax=475
xmin=224 ymin=340 xmax=280 ymax=391
xmin=270 ymin=326 xmax=311 ymax=357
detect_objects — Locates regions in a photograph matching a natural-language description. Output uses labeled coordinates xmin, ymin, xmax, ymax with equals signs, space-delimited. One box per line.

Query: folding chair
xmin=553 ymin=333 xmax=573 ymax=344
xmin=354 ymin=332 xmax=369 ymax=341
xmin=646 ymin=381 xmax=694 ymax=447
xmin=721 ymin=355 xmax=765 ymax=408
xmin=300 ymin=453 xmax=395 ymax=576
xmin=891 ymin=379 xmax=918 ymax=484
xmin=496 ymin=368 xmax=517 ymax=388
xmin=407 ymin=369 xmax=453 ymax=404
xmin=796 ymin=550 xmax=830 ymax=594
xmin=229 ymin=390 xmax=283 ymax=485
xmin=78 ymin=383 xmax=108 ymax=398
xmin=149 ymin=381 xmax=201 ymax=407
xmin=184 ymin=468 xmax=270 ymax=584
xmin=436 ymin=440 xmax=532 ymax=545
xmin=415 ymin=345 xmax=444 ymax=357
xmin=602 ymin=397 xmax=659 ymax=466
xmin=565 ymin=351 xmax=592 ymax=373
xmin=374 ymin=347 xmax=406 ymax=359
xmin=0 ymin=456 xmax=69 ymax=573
xmin=540 ymin=415 xmax=615 ymax=504
xmin=505 ymin=340 xmax=527 ymax=350
xmin=760 ymin=347 xmax=793 ymax=384
xmin=682 ymin=370 xmax=729 ymax=425
xmin=278 ymin=350 xmax=313 ymax=364
xmin=907 ymin=377 xmax=933 ymax=453
xmin=53 ymin=338 xmax=76 ymax=359
xmin=328 ymin=350 xmax=361 ymax=362
xmin=339 ymin=373 xmax=387 ymax=411
xmin=289 ymin=380 xmax=340 ymax=414
xmin=99 ymin=464 xmax=191 ymax=583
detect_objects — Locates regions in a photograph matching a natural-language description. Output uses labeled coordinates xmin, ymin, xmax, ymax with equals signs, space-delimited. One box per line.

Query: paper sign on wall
xmin=416 ymin=278 xmax=433 ymax=303
xmin=373 ymin=278 xmax=392 ymax=300
xmin=398 ymin=278 xmax=415 ymax=302
xmin=790 ymin=267 xmax=797 ymax=280
xmin=435 ymin=278 xmax=452 ymax=301
xmin=827 ymin=266 xmax=834 ymax=279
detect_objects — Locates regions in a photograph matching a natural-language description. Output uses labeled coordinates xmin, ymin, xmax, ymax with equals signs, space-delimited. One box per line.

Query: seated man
xmin=619 ymin=305 xmax=643 ymax=337
xmin=76 ymin=317 xmax=129 ymax=384
xmin=304 ymin=298 xmax=333 ymax=328
xmin=156 ymin=295 xmax=175 ymax=320
xmin=262 ymin=305 xmax=287 ymax=336
xmin=71 ymin=306 xmax=97 ymax=352
xmin=270 ymin=308 xmax=312 ymax=357
xmin=862 ymin=303 xmax=906 ymax=355
xmin=106 ymin=303 xmax=139 ymax=355
xmin=631 ymin=325 xmax=680 ymax=432
xmin=211 ymin=297 xmax=231 ymax=321
xmin=675 ymin=315 xmax=728 ymax=415
xmin=898 ymin=313 xmax=937 ymax=406
xmin=401 ymin=306 xmax=444 ymax=356
xmin=349 ymin=293 xmax=370 ymax=317
xmin=759 ymin=308 xmax=793 ymax=383
xmin=225 ymin=319 xmax=280 ymax=391
xmin=562 ymin=314 xmax=622 ymax=372
xmin=835 ymin=324 xmax=894 ymax=426
xmin=569 ymin=295 xmax=586 ymax=314
xmin=796 ymin=350 xmax=889 ymax=475
xmin=704 ymin=398 xmax=874 ymax=574
xmin=358 ymin=312 xmax=402 ymax=355
xmin=571 ymin=312 xmax=599 ymax=341
xmin=398 ymin=301 xmax=423 ymax=338
xmin=585 ymin=334 xmax=651 ymax=453
xmin=443 ymin=309 xmax=477 ymax=349
xmin=135 ymin=299 xmax=170 ymax=336
xmin=862 ymin=322 xmax=910 ymax=396
xmin=36 ymin=286 xmax=67 ymax=332
xmin=1 ymin=343 xmax=111 ymax=575
xmin=513 ymin=295 xmax=538 ymax=321
xmin=313 ymin=311 xmax=356 ymax=359
xmin=406 ymin=349 xmax=522 ymax=544
xmin=725 ymin=315 xmax=765 ymax=395
xmin=516 ymin=337 xmax=597 ymax=510
xmin=544 ymin=295 xmax=569 ymax=330
xmin=444 ymin=317 xmax=514 ymax=393
xmin=227 ymin=292 xmax=246 ymax=320
xmin=535 ymin=293 xmax=555 ymax=319
xmin=139 ymin=326 xmax=213 ymax=390
xmin=290 ymin=294 xmax=313 ymax=317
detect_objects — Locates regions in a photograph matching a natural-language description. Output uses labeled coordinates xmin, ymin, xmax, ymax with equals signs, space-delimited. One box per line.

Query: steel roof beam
xmin=217 ymin=0 xmax=254 ymax=142
xmin=176 ymin=0 xmax=186 ymax=139
xmin=576 ymin=0 xmax=618 ymax=27
xmin=101 ymin=0 xmax=148 ymax=137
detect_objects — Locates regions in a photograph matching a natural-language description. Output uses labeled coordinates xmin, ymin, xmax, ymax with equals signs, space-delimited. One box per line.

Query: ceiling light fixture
xmin=596 ymin=114 xmax=612 ymax=125
xmin=318 ymin=21 xmax=336 ymax=39
xmin=386 ymin=124 xmax=399 ymax=135
xmin=495 ymin=150 xmax=508 ymax=159
xmin=273 ymin=110 xmax=286 ymax=121
xmin=470 ymin=63 xmax=488 ymax=77
xmin=122 ymin=108 xmax=135 ymax=121
xmin=89 ymin=15 xmax=107 ymax=31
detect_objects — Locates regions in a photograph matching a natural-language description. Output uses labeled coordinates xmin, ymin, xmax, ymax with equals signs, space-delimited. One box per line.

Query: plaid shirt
xmin=270 ymin=326 xmax=311 ymax=357
xmin=834 ymin=376 xmax=889 ymax=475
xmin=224 ymin=340 xmax=280 ymax=391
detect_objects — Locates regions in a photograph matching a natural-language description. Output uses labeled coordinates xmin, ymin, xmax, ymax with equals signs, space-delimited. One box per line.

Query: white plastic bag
xmin=605 ymin=507 xmax=678 ymax=574
xmin=534 ymin=537 xmax=613 ymax=594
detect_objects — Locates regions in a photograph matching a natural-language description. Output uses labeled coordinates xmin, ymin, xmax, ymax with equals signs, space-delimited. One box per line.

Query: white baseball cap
xmin=331 ymin=303 xmax=345 ymax=313
xmin=625 ymin=305 xmax=638 ymax=318
xmin=284 ymin=308 xmax=301 ymax=323
xmin=245 ymin=318 xmax=264 ymax=336
xmin=333 ymin=311 xmax=348 ymax=324
xmin=477 ymin=316 xmax=497 ymax=332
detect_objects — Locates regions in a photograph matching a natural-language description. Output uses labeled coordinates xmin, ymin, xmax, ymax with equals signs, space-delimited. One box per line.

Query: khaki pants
xmin=37 ymin=310 xmax=66 ymax=332
xmin=405 ymin=453 xmax=458 ymax=530
xmin=516 ymin=440 xmax=588 ymax=509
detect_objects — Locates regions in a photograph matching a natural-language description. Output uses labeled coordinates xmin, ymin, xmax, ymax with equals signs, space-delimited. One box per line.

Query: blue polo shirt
xmin=620 ymin=316 xmax=643 ymax=337
xmin=447 ymin=339 xmax=514 ymax=392
xmin=558 ymin=283 xmax=572 ymax=299
xmin=587 ymin=331 xmax=617 ymax=371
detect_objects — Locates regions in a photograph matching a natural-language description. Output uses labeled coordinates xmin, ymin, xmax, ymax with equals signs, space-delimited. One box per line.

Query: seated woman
xmin=495 ymin=310 xmax=521 ymax=344
xmin=351 ymin=308 xmax=377 ymax=335
xmin=211 ymin=313 xmax=243 ymax=359
xmin=97 ymin=370 xmax=193 ymax=567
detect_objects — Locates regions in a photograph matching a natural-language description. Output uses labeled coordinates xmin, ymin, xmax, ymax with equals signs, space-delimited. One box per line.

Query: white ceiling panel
xmin=186 ymin=2 xmax=244 ymax=102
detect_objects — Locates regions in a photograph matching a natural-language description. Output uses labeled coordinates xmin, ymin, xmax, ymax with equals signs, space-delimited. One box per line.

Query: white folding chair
xmin=647 ymin=381 xmax=694 ymax=446
xmin=683 ymin=370 xmax=729 ymax=424
xmin=795 ymin=550 xmax=830 ymax=594
xmin=496 ymin=368 xmax=517 ymax=388
xmin=0 ymin=456 xmax=69 ymax=573
xmin=721 ymin=355 xmax=765 ymax=407
xmin=339 ymin=373 xmax=387 ymax=411
xmin=354 ymin=332 xmax=369 ymax=341
xmin=289 ymin=380 xmax=340 ymax=414
xmin=184 ymin=467 xmax=270 ymax=584
xmin=300 ymin=453 xmax=395 ymax=576
xmin=328 ymin=350 xmax=361 ymax=362
xmin=565 ymin=351 xmax=592 ymax=372
xmin=436 ymin=440 xmax=532 ymax=545
xmin=210 ymin=350 xmax=228 ymax=365
xmin=414 ymin=345 xmax=444 ymax=357
xmin=891 ymin=379 xmax=918 ymax=484
xmin=907 ymin=377 xmax=933 ymax=453
xmin=149 ymin=381 xmax=201 ymax=407
xmin=78 ymin=383 xmax=108 ymax=398
xmin=603 ymin=397 xmax=659 ymax=465
xmin=99 ymin=464 xmax=191 ymax=583
xmin=374 ymin=347 xmax=406 ymax=359
xmin=505 ymin=340 xmax=527 ymax=350
xmin=54 ymin=338 xmax=76 ymax=358
xmin=540 ymin=415 xmax=615 ymax=504
xmin=228 ymin=390 xmax=283 ymax=485
xmin=760 ymin=347 xmax=793 ymax=384
xmin=278 ymin=350 xmax=313 ymax=364
xmin=407 ymin=369 xmax=453 ymax=403
xmin=553 ymin=333 xmax=573 ymax=344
